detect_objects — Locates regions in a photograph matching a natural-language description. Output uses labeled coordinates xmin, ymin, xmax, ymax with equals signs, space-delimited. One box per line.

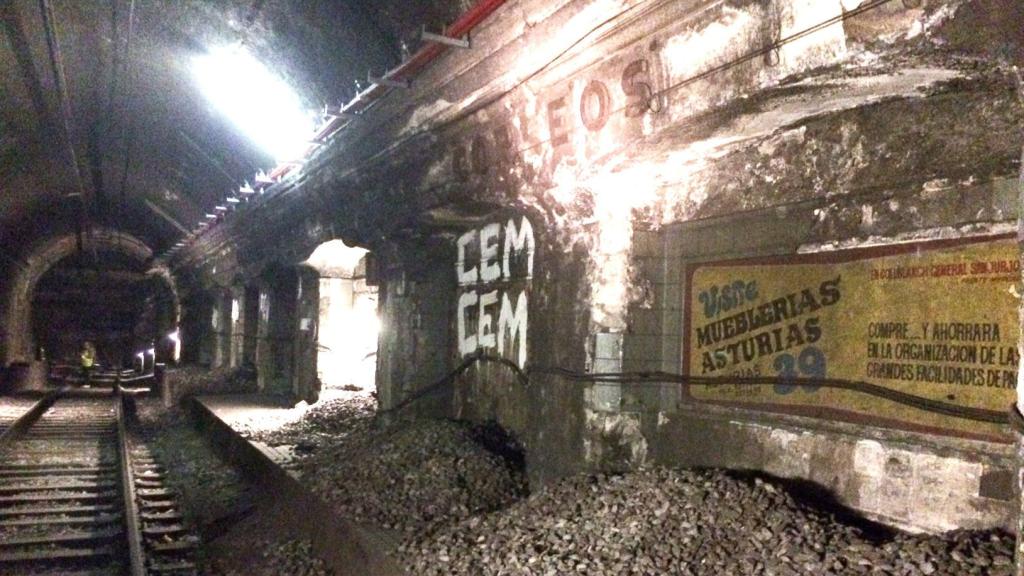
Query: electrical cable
xmin=106 ymin=0 xmax=123 ymax=253
xmin=382 ymin=352 xmax=1011 ymax=425
xmin=38 ymin=0 xmax=86 ymax=199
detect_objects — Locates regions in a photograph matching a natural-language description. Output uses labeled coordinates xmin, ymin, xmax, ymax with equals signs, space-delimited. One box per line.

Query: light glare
xmin=193 ymin=45 xmax=314 ymax=162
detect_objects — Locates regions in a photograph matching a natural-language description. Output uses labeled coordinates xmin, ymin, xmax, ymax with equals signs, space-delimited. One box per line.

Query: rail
xmin=0 ymin=390 xmax=197 ymax=574
xmin=116 ymin=392 xmax=146 ymax=576
xmin=0 ymin=389 xmax=63 ymax=449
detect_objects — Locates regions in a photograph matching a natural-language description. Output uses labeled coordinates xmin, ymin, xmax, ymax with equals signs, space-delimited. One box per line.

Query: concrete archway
xmin=0 ymin=228 xmax=175 ymax=367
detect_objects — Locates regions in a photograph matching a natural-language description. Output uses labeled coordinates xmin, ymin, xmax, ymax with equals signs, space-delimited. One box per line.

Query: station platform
xmin=188 ymin=392 xmax=396 ymax=575
xmin=191 ymin=388 xmax=368 ymax=474
xmin=191 ymin=393 xmax=311 ymax=472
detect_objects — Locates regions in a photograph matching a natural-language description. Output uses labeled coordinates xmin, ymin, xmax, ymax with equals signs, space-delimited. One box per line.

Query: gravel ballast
xmin=0 ymin=395 xmax=42 ymax=430
xmin=208 ymin=538 xmax=333 ymax=576
xmin=133 ymin=395 xmax=341 ymax=574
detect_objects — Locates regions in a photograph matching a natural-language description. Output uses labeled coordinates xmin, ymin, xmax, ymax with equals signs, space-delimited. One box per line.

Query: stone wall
xmin=173 ymin=0 xmax=1024 ymax=531
xmin=609 ymin=180 xmax=1020 ymax=532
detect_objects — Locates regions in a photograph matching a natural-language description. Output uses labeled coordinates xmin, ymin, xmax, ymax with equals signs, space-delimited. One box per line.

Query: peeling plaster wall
xmin=175 ymin=0 xmax=1024 ymax=523
xmin=651 ymin=405 xmax=1015 ymax=533
xmin=615 ymin=174 xmax=1022 ymax=532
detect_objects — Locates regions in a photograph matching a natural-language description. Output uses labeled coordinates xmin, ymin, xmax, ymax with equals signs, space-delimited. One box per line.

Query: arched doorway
xmin=305 ymin=240 xmax=379 ymax=394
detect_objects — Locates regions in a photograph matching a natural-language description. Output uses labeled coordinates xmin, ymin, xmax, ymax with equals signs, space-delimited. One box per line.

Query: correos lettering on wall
xmin=456 ymin=217 xmax=534 ymax=367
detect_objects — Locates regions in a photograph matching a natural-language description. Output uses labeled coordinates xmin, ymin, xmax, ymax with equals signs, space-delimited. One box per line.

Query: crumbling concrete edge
xmin=186 ymin=397 xmax=402 ymax=576
xmin=0 ymin=388 xmax=62 ymax=448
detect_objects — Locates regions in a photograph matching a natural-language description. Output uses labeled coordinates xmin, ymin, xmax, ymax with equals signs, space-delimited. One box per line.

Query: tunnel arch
xmin=0 ymin=228 xmax=178 ymax=367
xmin=144 ymin=266 xmax=184 ymax=365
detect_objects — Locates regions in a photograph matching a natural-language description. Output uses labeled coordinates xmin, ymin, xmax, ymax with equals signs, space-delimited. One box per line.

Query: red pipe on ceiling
xmin=268 ymin=0 xmax=509 ymax=181
xmin=387 ymin=0 xmax=510 ymax=82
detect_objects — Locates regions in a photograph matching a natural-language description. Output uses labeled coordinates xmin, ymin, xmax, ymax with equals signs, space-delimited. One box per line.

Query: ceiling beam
xmin=177 ymin=129 xmax=241 ymax=189
xmin=143 ymin=198 xmax=191 ymax=235
xmin=0 ymin=1 xmax=56 ymax=134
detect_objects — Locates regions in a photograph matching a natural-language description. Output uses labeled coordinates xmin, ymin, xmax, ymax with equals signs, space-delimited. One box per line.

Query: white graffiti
xmin=456 ymin=217 xmax=534 ymax=367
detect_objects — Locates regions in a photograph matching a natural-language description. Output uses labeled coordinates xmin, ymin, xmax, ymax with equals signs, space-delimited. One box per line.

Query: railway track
xmin=0 ymin=390 xmax=198 ymax=575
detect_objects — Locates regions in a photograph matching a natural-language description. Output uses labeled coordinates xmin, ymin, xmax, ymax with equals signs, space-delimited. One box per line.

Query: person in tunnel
xmin=79 ymin=341 xmax=96 ymax=386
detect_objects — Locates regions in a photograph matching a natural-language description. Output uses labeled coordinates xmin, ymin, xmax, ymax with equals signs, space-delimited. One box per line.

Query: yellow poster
xmin=684 ymin=235 xmax=1019 ymax=440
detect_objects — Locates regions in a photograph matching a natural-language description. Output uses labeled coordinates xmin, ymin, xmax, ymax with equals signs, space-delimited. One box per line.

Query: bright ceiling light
xmin=193 ymin=45 xmax=314 ymax=163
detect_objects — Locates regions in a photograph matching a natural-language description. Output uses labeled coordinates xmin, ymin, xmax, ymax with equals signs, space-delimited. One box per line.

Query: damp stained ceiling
xmin=0 ymin=0 xmax=473 ymax=258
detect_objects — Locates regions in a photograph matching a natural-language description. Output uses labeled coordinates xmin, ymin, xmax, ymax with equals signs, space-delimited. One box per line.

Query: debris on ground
xmin=170 ymin=369 xmax=1014 ymax=576
xmin=400 ymin=468 xmax=1013 ymax=576
xmin=249 ymin=395 xmax=528 ymax=540
xmin=168 ymin=365 xmax=257 ymax=401
xmin=262 ymin=539 xmax=333 ymax=576
xmin=208 ymin=538 xmax=333 ymax=576
xmin=246 ymin=394 xmax=377 ymax=449
xmin=304 ymin=417 xmax=527 ymax=537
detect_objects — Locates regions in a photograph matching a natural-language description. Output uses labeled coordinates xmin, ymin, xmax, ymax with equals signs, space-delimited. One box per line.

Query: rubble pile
xmin=169 ymin=365 xmax=257 ymax=400
xmin=251 ymin=395 xmax=528 ymax=538
xmin=301 ymin=416 xmax=528 ymax=537
xmin=401 ymin=468 xmax=1014 ymax=576
xmin=248 ymin=395 xmax=377 ymax=448
xmin=230 ymin=397 xmax=1013 ymax=575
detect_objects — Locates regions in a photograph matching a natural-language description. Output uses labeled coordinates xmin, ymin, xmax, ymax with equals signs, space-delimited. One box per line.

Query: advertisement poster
xmin=683 ymin=235 xmax=1018 ymax=440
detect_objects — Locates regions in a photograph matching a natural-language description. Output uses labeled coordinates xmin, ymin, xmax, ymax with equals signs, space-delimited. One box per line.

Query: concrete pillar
xmin=196 ymin=298 xmax=215 ymax=367
xmin=211 ymin=291 xmax=232 ymax=369
xmin=375 ymin=275 xmax=403 ymax=410
xmin=1017 ymin=412 xmax=1024 ymax=576
xmin=293 ymin=267 xmax=321 ymax=403
xmin=256 ymin=271 xmax=298 ymax=396
xmin=255 ymin=284 xmax=272 ymax=392
xmin=229 ymin=286 xmax=245 ymax=369
xmin=151 ymin=276 xmax=179 ymax=365
xmin=244 ymin=286 xmax=259 ymax=365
